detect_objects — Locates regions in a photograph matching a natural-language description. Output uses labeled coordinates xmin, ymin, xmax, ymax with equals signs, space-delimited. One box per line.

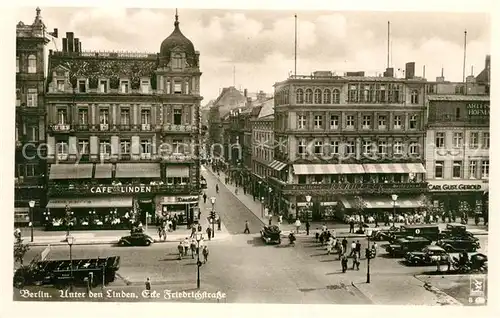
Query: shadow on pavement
xmin=159 ymin=258 xmax=180 ymax=262
xmin=325 ymin=271 xmax=345 ymax=275
xmin=320 ymin=259 xmax=336 ymax=262
xmin=246 ymin=237 xmax=266 ymax=246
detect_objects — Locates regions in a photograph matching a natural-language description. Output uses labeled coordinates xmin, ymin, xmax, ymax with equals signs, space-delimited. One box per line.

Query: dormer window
xmin=78 ymin=79 xmax=87 ymax=93
xmin=141 ymin=79 xmax=150 ymax=93
xmin=172 ymin=54 xmax=183 ymax=69
xmin=99 ymin=79 xmax=108 ymax=93
xmin=120 ymin=80 xmax=130 ymax=93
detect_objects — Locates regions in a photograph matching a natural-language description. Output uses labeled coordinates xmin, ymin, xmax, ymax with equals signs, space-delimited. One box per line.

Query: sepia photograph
xmin=8 ymin=1 xmax=493 ymax=309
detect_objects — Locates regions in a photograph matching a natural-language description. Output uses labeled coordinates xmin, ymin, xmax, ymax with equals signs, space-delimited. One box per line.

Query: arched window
xmin=332 ymin=89 xmax=340 ymax=104
xmin=314 ymin=89 xmax=322 ymax=104
xmin=323 ymin=89 xmax=331 ymax=104
xmin=411 ymin=90 xmax=419 ymax=104
xmin=305 ymin=88 xmax=313 ymax=103
xmin=284 ymin=89 xmax=289 ymax=104
xmin=296 ymin=88 xmax=304 ymax=104
xmin=28 ymin=55 xmax=36 ymax=73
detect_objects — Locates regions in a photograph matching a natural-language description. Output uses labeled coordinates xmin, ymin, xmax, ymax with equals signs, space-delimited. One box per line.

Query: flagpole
xmin=294 ymin=14 xmax=297 ymax=77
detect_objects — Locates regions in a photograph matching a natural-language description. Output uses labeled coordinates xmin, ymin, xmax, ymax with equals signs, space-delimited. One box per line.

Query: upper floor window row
xmin=347 ymin=83 xmax=411 ymax=104
xmin=296 ymin=88 xmax=340 ymax=104
xmin=73 ymin=78 xmax=151 ymax=94
xmin=16 ymin=55 xmax=37 ymax=73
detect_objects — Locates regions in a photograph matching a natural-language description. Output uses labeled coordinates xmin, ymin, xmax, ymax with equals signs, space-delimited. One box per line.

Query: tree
xmin=14 ymin=237 xmax=30 ymax=266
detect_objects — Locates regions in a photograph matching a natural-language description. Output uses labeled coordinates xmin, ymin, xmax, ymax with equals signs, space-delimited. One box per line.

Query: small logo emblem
xmin=469 ymin=275 xmax=486 ymax=297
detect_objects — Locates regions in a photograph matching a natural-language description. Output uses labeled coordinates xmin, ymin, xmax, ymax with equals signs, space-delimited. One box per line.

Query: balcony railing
xmin=141 ymin=123 xmax=151 ymax=131
xmin=276 ymin=181 xmax=428 ymax=195
xmin=100 ymin=124 xmax=109 ymax=131
xmin=163 ymin=124 xmax=194 ymax=133
xmin=48 ymin=183 xmax=196 ymax=196
xmin=51 ymin=124 xmax=71 ymax=132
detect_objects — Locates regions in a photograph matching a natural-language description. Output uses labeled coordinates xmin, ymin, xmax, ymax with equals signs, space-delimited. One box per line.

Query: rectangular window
xmin=481 ymin=160 xmax=489 ymax=179
xmin=298 ymin=140 xmax=306 ymax=154
xmin=469 ymin=132 xmax=479 ymax=149
xmin=78 ymin=139 xmax=89 ymax=155
xmin=141 ymin=109 xmax=151 ymax=125
xmin=141 ymin=80 xmax=150 ymax=93
xmin=409 ymin=143 xmax=419 ymax=155
xmin=99 ymin=109 xmax=109 ymax=125
xmin=394 ymin=115 xmax=402 ymax=129
xmin=173 ymin=139 xmax=183 ymax=153
xmin=174 ymin=109 xmax=182 ymax=125
xmin=120 ymin=140 xmax=131 ymax=155
xmin=378 ymin=116 xmax=386 ymax=129
xmin=25 ymin=164 xmax=37 ymax=177
xmin=99 ymin=140 xmax=111 ymax=156
xmin=56 ymin=141 xmax=69 ymax=157
xmin=314 ymin=140 xmax=323 ymax=154
xmin=78 ymin=109 xmax=88 ymax=125
xmin=78 ymin=80 xmax=86 ymax=93
xmin=345 ymin=140 xmax=355 ymax=155
xmin=330 ymin=141 xmax=339 ymax=155
xmin=409 ymin=115 xmax=418 ymax=129
xmin=140 ymin=139 xmax=152 ymax=154
xmin=469 ymin=161 xmax=477 ymax=179
xmin=483 ymin=132 xmax=490 ymax=149
xmin=346 ymin=115 xmax=354 ymax=128
xmin=314 ymin=115 xmax=323 ymax=129
xmin=174 ymin=82 xmax=182 ymax=94
xmin=16 ymin=56 xmax=19 ymax=73
xmin=378 ymin=141 xmax=387 ymax=155
xmin=362 ymin=140 xmax=371 ymax=155
xmin=99 ymin=80 xmax=108 ymax=93
xmin=298 ymin=175 xmax=306 ymax=184
xmin=453 ymin=161 xmax=462 ymax=178
xmin=57 ymin=80 xmax=65 ymax=91
xmin=120 ymin=109 xmax=130 ymax=125
xmin=393 ymin=141 xmax=403 ymax=155
xmin=184 ymin=81 xmax=189 ymax=94
xmin=57 ymin=109 xmax=67 ymax=125
xmin=435 ymin=132 xmax=445 ymax=148
xmin=166 ymin=80 xmax=171 ymax=94
xmin=159 ymin=76 xmax=164 ymax=91
xmin=298 ymin=115 xmax=306 ymax=129
xmin=435 ymin=161 xmax=444 ymax=178
xmin=27 ymin=125 xmax=38 ymax=142
xmin=27 ymin=89 xmax=37 ymax=107
xmin=120 ymin=80 xmax=129 ymax=93
xmin=362 ymin=115 xmax=371 ymax=129
xmin=348 ymin=84 xmax=358 ymax=102
xmin=330 ymin=115 xmax=339 ymax=129
xmin=453 ymin=132 xmax=463 ymax=148
xmin=28 ymin=56 xmax=36 ymax=73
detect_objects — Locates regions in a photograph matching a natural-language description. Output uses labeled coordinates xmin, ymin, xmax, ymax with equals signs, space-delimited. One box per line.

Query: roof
xmin=428 ymin=95 xmax=490 ymax=102
xmin=159 ymin=13 xmax=196 ymax=66
xmin=257 ymin=97 xmax=274 ymax=118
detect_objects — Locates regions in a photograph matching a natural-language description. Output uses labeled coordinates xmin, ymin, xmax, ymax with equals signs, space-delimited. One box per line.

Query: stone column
xmin=131 ymin=135 xmax=140 ymax=160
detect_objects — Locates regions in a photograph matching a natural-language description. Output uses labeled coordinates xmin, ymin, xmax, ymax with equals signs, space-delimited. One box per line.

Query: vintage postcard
xmin=5 ymin=0 xmax=494 ymax=314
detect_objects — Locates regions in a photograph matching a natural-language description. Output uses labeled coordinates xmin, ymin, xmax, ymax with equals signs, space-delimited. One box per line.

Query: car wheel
xmin=145 ymin=241 xmax=151 ymax=246
xmin=278 ymin=239 xmax=281 ymax=244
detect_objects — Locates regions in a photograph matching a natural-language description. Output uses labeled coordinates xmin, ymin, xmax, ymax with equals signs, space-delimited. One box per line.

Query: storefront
xmin=427 ymin=180 xmax=488 ymax=217
xmin=155 ymin=195 xmax=200 ymax=226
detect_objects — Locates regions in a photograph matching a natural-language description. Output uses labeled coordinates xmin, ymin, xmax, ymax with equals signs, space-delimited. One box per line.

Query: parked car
xmin=200 ymin=176 xmax=208 ymax=189
xmin=405 ymin=245 xmax=450 ymax=266
xmin=260 ymin=225 xmax=281 ymax=244
xmin=385 ymin=236 xmax=432 ymax=257
xmin=370 ymin=229 xmax=394 ymax=241
xmin=436 ymin=237 xmax=480 ymax=252
xmin=118 ymin=233 xmax=154 ymax=246
xmin=439 ymin=224 xmax=477 ymax=240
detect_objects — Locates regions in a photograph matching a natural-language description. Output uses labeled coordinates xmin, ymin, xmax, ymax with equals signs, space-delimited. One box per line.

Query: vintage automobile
xmin=260 ymin=225 xmax=281 ymax=244
xmin=436 ymin=237 xmax=480 ymax=252
xmin=451 ymin=253 xmax=488 ymax=273
xmin=405 ymin=245 xmax=450 ymax=266
xmin=385 ymin=236 xmax=432 ymax=257
xmin=118 ymin=233 xmax=154 ymax=246
xmin=439 ymin=224 xmax=477 ymax=240
xmin=200 ymin=176 xmax=208 ymax=189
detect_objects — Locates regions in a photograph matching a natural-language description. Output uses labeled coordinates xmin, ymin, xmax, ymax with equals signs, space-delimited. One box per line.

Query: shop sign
xmin=467 ymin=103 xmax=489 ymax=116
xmin=428 ymin=181 xmax=486 ymax=192
xmin=285 ymin=182 xmax=427 ymax=193
xmin=177 ymin=196 xmax=199 ymax=203
xmin=90 ymin=186 xmax=152 ymax=194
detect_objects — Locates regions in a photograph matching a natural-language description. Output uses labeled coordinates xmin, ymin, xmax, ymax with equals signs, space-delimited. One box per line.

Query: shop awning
xmin=94 ymin=163 xmax=113 ymax=179
xmin=49 ymin=164 xmax=93 ymax=180
xmin=362 ymin=163 xmax=426 ymax=174
xmin=115 ymin=163 xmax=160 ymax=178
xmin=268 ymin=160 xmax=287 ymax=171
xmin=292 ymin=164 xmax=365 ymax=175
xmin=166 ymin=165 xmax=190 ymax=178
xmin=46 ymin=197 xmax=133 ymax=209
xmin=340 ymin=195 xmax=424 ymax=210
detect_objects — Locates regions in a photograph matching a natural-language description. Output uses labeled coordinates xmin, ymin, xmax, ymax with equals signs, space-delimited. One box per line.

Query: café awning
xmin=49 ymin=164 xmax=93 ymax=180
xmin=94 ymin=163 xmax=113 ymax=179
xmin=46 ymin=197 xmax=133 ymax=209
xmin=115 ymin=163 xmax=160 ymax=178
xmin=292 ymin=164 xmax=365 ymax=175
xmin=340 ymin=195 xmax=424 ymax=209
xmin=268 ymin=160 xmax=287 ymax=171
xmin=166 ymin=165 xmax=190 ymax=178
xmin=362 ymin=163 xmax=426 ymax=174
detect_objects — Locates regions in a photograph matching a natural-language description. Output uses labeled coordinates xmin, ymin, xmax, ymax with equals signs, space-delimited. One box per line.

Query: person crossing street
xmin=244 ymin=220 xmax=250 ymax=234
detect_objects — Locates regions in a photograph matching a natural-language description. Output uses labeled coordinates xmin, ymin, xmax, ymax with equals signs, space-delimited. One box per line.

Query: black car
xmin=260 ymin=225 xmax=281 ymax=244
xmin=118 ymin=233 xmax=154 ymax=246
xmin=439 ymin=224 xmax=476 ymax=240
xmin=405 ymin=245 xmax=450 ymax=266
xmin=436 ymin=237 xmax=480 ymax=252
xmin=385 ymin=236 xmax=432 ymax=257
xmin=370 ymin=229 xmax=394 ymax=241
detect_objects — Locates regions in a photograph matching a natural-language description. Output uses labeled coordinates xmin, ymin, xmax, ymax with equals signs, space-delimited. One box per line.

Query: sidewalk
xmin=205 ymin=166 xmax=488 ymax=237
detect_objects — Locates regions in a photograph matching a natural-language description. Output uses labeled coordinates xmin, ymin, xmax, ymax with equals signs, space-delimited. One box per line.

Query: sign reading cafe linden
xmin=90 ymin=186 xmax=152 ymax=194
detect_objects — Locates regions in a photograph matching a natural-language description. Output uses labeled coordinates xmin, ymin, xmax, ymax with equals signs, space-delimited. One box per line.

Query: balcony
xmin=140 ymin=153 xmax=152 ymax=160
xmin=57 ymin=153 xmax=69 ymax=161
xmin=51 ymin=124 xmax=71 ymax=132
xmin=163 ymin=124 xmax=194 ymax=133
xmin=48 ymin=183 xmax=196 ymax=196
xmin=141 ymin=124 xmax=151 ymax=131
xmin=276 ymin=181 xmax=428 ymax=195
xmin=100 ymin=124 xmax=109 ymax=131
xmin=74 ymin=124 xmax=90 ymax=132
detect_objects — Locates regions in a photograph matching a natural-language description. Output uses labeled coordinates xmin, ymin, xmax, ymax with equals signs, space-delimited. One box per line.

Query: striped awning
xmin=268 ymin=160 xmax=287 ymax=171
xmin=292 ymin=164 xmax=365 ymax=175
xmin=340 ymin=195 xmax=424 ymax=209
xmin=49 ymin=164 xmax=93 ymax=180
xmin=362 ymin=163 xmax=426 ymax=174
xmin=94 ymin=163 xmax=113 ymax=179
xmin=166 ymin=166 xmax=190 ymax=178
xmin=115 ymin=163 xmax=160 ymax=178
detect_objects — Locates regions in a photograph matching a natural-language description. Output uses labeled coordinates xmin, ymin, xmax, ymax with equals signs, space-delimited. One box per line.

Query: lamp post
xmin=258 ymin=180 xmax=262 ymax=199
xmin=391 ymin=194 xmax=398 ymax=228
xmin=28 ymin=200 xmax=35 ymax=242
xmin=66 ymin=235 xmax=75 ymax=291
xmin=366 ymin=228 xmax=372 ymax=283
xmin=196 ymin=232 xmax=202 ymax=289
xmin=268 ymin=187 xmax=273 ymax=213
xmin=210 ymin=197 xmax=216 ymax=238
xmin=305 ymin=195 xmax=312 ymax=222
xmin=65 ymin=205 xmax=73 ymax=237
xmin=261 ymin=197 xmax=265 ymax=218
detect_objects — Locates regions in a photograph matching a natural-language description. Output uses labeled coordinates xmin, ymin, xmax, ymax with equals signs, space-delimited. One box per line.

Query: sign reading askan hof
xmin=467 ymin=103 xmax=490 ymax=116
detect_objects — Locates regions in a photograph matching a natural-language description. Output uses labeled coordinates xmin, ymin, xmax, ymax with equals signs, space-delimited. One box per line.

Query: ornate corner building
xmin=15 ymin=8 xmax=51 ymax=226
xmin=43 ymin=12 xmax=203 ymax=229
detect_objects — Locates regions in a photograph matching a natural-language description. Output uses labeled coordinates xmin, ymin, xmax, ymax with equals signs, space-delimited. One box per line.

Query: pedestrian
xmin=371 ymin=242 xmax=378 ymax=257
xmin=203 ymin=192 xmax=207 ymax=204
xmin=326 ymin=237 xmax=334 ymax=255
xmin=244 ymin=220 xmax=250 ymax=234
xmin=216 ymin=184 xmax=219 ymax=194
xmin=202 ymin=246 xmax=209 ymax=263
xmin=183 ymin=237 xmax=189 ymax=256
xmin=295 ymin=219 xmax=301 ymax=234
xmin=157 ymin=226 xmax=162 ymax=241
xmin=341 ymin=254 xmax=348 ymax=273
xmin=374 ymin=216 xmax=379 ymax=228
xmin=342 ymin=237 xmax=348 ymax=251
xmin=145 ymin=277 xmax=151 ymax=297
xmin=190 ymin=226 xmax=196 ymax=238
xmin=349 ymin=219 xmax=355 ymax=233
xmin=190 ymin=239 xmax=197 ymax=259
xmin=161 ymin=227 xmax=166 ymax=241
xmin=352 ymin=252 xmax=360 ymax=270
xmin=177 ymin=242 xmax=184 ymax=260
xmin=206 ymin=227 xmax=212 ymax=240
xmin=217 ymin=217 xmax=221 ymax=231
xmin=338 ymin=243 xmax=344 ymax=260
xmin=319 ymin=231 xmax=325 ymax=246
xmin=321 ymin=223 xmax=327 ymax=232
xmin=355 ymin=240 xmax=361 ymax=255
xmin=305 ymin=221 xmax=310 ymax=236
xmin=197 ymin=223 xmax=202 ymax=232
xmin=350 ymin=241 xmax=356 ymax=256
xmin=315 ymin=229 xmax=320 ymax=243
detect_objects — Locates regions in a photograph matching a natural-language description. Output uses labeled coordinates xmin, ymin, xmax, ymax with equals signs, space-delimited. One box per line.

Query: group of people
xmin=177 ymin=237 xmax=209 ymax=263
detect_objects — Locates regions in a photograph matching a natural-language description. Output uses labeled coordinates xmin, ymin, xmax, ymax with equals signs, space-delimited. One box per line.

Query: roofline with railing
xmin=49 ymin=50 xmax=159 ymax=59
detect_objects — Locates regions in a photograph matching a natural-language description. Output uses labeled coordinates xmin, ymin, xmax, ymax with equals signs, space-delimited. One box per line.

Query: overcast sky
xmin=16 ymin=6 xmax=491 ymax=103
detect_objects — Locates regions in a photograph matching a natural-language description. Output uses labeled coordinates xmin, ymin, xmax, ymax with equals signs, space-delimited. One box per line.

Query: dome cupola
xmin=159 ymin=10 xmax=197 ymax=67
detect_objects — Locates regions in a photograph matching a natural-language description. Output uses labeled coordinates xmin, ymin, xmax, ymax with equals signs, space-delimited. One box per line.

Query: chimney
xmin=78 ymin=42 xmax=82 ymax=53
xmin=74 ymin=38 xmax=80 ymax=53
xmin=436 ymin=68 xmax=445 ymax=82
xmin=67 ymin=32 xmax=74 ymax=52
xmin=244 ymin=89 xmax=247 ymax=97
xmin=62 ymin=38 xmax=68 ymax=53
xmin=405 ymin=62 xmax=415 ymax=79
xmin=383 ymin=68 xmax=394 ymax=77
xmin=52 ymin=28 xmax=58 ymax=38
xmin=466 ymin=75 xmax=476 ymax=83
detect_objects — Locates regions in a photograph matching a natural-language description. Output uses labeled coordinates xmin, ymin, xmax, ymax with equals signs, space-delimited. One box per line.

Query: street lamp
xmin=366 ymin=228 xmax=373 ymax=283
xmin=65 ymin=205 xmax=73 ymax=237
xmin=28 ymin=200 xmax=35 ymax=242
xmin=195 ymin=232 xmax=203 ymax=289
xmin=66 ymin=235 xmax=75 ymax=291
xmin=391 ymin=194 xmax=398 ymax=228
xmin=261 ymin=196 xmax=265 ymax=218
xmin=258 ymin=180 xmax=262 ymax=198
xmin=210 ymin=197 xmax=216 ymax=238
xmin=268 ymin=187 xmax=273 ymax=213
xmin=305 ymin=195 xmax=312 ymax=222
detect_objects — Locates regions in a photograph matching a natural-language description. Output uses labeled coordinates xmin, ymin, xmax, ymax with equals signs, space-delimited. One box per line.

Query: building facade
xmin=270 ymin=67 xmax=428 ymax=221
xmin=15 ymin=8 xmax=53 ymax=225
xmin=44 ymin=13 xmax=202 ymax=230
